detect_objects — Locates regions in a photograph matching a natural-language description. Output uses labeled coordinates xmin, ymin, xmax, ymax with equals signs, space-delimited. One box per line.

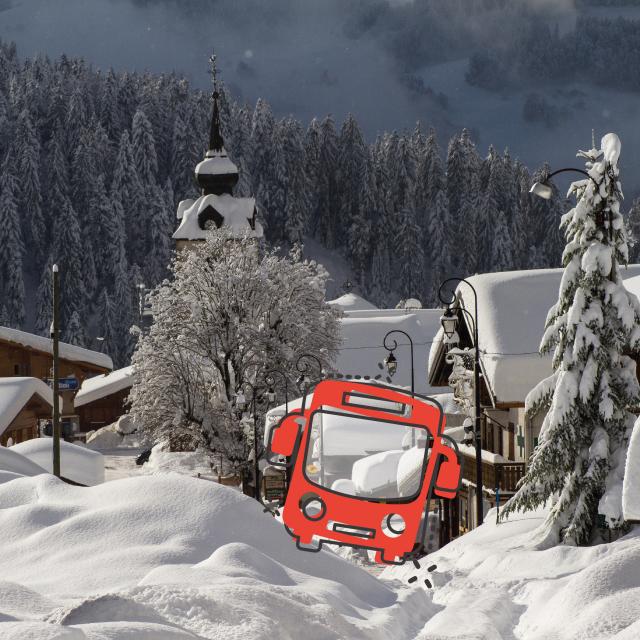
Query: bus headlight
xmin=382 ymin=514 xmax=406 ymax=537
xmin=301 ymin=494 xmax=326 ymax=521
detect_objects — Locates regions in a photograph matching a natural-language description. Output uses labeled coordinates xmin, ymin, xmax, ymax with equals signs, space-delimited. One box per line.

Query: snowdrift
xmin=11 ymin=439 xmax=104 ymax=486
xmin=0 ymin=473 xmax=428 ymax=639
xmin=384 ymin=507 xmax=640 ymax=639
xmin=0 ymin=446 xmax=47 ymax=479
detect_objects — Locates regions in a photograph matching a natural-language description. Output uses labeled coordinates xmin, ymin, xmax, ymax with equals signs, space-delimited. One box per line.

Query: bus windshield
xmin=303 ymin=410 xmax=430 ymax=501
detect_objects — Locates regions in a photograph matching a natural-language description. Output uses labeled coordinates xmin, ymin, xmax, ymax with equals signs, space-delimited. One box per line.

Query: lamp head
xmin=384 ymin=351 xmax=398 ymax=377
xmin=530 ymin=181 xmax=553 ymax=200
xmin=440 ymin=307 xmax=459 ymax=339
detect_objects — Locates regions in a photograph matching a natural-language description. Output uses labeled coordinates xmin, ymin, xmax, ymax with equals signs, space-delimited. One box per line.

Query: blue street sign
xmin=46 ymin=377 xmax=79 ymax=391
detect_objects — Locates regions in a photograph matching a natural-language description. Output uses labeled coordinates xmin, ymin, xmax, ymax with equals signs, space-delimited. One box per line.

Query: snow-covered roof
xmin=195 ymin=149 xmax=238 ymax=176
xmin=327 ymin=292 xmax=378 ymax=312
xmin=0 ymin=326 xmax=113 ymax=371
xmin=176 ymin=198 xmax=195 ymax=221
xmin=75 ymin=366 xmax=134 ymax=408
xmin=172 ymin=193 xmax=263 ymax=241
xmin=429 ymin=266 xmax=640 ymax=406
xmin=0 ymin=377 xmax=57 ymax=436
xmin=337 ymin=308 xmax=450 ymax=396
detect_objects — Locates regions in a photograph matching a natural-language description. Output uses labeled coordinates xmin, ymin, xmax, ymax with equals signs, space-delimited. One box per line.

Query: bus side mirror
xmin=433 ymin=436 xmax=462 ymax=499
xmin=270 ymin=414 xmax=304 ymax=458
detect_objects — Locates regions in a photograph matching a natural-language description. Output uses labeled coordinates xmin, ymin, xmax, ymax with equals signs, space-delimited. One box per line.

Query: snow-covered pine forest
xmin=0 ymin=38 xmax=581 ymax=366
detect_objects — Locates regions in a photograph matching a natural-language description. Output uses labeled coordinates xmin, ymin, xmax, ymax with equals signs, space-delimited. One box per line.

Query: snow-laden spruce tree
xmin=502 ymin=133 xmax=640 ymax=546
xmin=128 ymin=230 xmax=341 ymax=473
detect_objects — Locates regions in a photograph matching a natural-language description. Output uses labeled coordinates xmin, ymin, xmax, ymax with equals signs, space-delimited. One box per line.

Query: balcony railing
xmin=459 ymin=451 xmax=525 ymax=493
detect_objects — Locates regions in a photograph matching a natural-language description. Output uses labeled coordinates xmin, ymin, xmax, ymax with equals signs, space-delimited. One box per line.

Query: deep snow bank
xmin=11 ymin=439 xmax=104 ymax=486
xmin=0 ymin=473 xmax=429 ymax=639
xmin=384 ymin=507 xmax=640 ymax=639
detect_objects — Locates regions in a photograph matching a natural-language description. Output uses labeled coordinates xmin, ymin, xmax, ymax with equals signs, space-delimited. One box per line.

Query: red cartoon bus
xmin=267 ymin=380 xmax=461 ymax=564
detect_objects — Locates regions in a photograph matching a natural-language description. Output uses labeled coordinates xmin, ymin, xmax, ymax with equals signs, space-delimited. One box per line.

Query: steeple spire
xmin=195 ymin=53 xmax=239 ymax=196
xmin=208 ymin=53 xmax=225 ymax=153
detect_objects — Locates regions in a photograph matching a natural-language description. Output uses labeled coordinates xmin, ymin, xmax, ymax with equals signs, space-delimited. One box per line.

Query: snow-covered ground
xmin=384 ymin=507 xmax=640 ymax=640
xmin=0 ymin=474 xmax=429 ymax=640
xmin=0 ymin=461 xmax=639 ymax=638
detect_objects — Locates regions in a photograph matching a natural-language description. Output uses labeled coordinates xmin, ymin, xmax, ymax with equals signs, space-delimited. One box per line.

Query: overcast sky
xmin=5 ymin=0 xmax=640 ymax=186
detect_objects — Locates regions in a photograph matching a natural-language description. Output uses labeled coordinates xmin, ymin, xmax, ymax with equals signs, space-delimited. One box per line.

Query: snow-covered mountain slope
xmin=0 ymin=474 xmax=429 ymax=639
xmin=384 ymin=508 xmax=640 ymax=639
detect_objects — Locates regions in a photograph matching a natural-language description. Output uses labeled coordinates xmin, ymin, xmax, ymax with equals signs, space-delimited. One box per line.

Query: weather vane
xmin=208 ymin=52 xmax=220 ymax=98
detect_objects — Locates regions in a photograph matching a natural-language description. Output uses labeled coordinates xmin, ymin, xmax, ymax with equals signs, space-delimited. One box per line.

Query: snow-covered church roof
xmin=195 ymin=149 xmax=238 ymax=177
xmin=429 ymin=265 xmax=640 ymax=406
xmin=0 ymin=326 xmax=113 ymax=370
xmin=0 ymin=377 xmax=58 ymax=436
xmin=173 ymin=193 xmax=263 ymax=241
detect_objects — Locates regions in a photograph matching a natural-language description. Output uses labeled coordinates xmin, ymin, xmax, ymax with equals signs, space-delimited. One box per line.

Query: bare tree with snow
xmin=128 ymin=230 xmax=341 ymax=473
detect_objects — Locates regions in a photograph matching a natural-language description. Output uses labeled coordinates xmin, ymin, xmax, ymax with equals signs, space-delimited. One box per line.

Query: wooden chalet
xmin=429 ymin=266 xmax=640 ymax=534
xmin=75 ymin=366 xmax=134 ymax=432
xmin=0 ymin=326 xmax=113 ymax=439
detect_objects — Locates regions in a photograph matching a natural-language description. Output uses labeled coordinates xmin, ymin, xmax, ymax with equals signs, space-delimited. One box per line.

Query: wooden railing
xmin=460 ymin=452 xmax=525 ymax=493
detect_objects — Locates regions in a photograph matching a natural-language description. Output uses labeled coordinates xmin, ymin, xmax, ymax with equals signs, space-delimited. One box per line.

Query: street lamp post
xmin=51 ymin=264 xmax=61 ymax=478
xmin=263 ymin=368 xmax=290 ymax=497
xmin=295 ymin=353 xmax=324 ymax=394
xmin=529 ymin=167 xmax=592 ymax=200
xmin=382 ymin=330 xmax=415 ymax=397
xmin=235 ymin=381 xmax=263 ymax=502
xmin=438 ymin=277 xmax=483 ymax=527
xmin=263 ymin=369 xmax=289 ymax=413
xmin=530 ymin=166 xmax=614 ymax=244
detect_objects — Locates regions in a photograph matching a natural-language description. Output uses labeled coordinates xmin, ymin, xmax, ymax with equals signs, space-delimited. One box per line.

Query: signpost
xmin=46 ymin=377 xmax=79 ymax=391
xmin=263 ymin=473 xmax=286 ymax=503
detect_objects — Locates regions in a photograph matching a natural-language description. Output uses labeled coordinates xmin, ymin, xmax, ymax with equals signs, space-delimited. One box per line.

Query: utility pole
xmin=52 ymin=264 xmax=61 ymax=478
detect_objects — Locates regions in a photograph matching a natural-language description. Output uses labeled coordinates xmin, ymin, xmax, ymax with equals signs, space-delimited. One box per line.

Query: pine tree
xmin=35 ymin=255 xmax=54 ymax=336
xmin=16 ymin=109 xmax=46 ymax=261
xmin=338 ymin=114 xmax=367 ymax=240
xmin=112 ymin=252 xmax=132 ymax=367
xmin=170 ymin=109 xmax=195 ymax=202
xmin=112 ymin=129 xmax=145 ymax=257
xmin=281 ymin=117 xmax=309 ymax=246
xmin=502 ymin=134 xmax=640 ymax=545
xmin=491 ymin=210 xmax=514 ymax=272
xmin=395 ymin=204 xmax=424 ymax=300
xmin=132 ymin=109 xmax=158 ymax=188
xmin=96 ymin=287 xmax=116 ymax=355
xmin=313 ymin=116 xmax=339 ymax=248
xmin=348 ymin=157 xmax=377 ymax=289
xmin=626 ymin=197 xmax=640 ymax=263
xmin=144 ymin=182 xmax=172 ymax=285
xmin=0 ymin=153 xmax=25 ymax=327
xmin=63 ymin=310 xmax=86 ymax=347
xmin=250 ymin=99 xmax=275 ymax=234
xmin=52 ymin=198 xmax=86 ymax=327
xmin=427 ymin=190 xmax=451 ymax=305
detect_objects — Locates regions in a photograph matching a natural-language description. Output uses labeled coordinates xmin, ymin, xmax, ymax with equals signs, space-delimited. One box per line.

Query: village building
xmin=0 ymin=377 xmax=60 ymax=446
xmin=75 ymin=366 xmax=134 ymax=432
xmin=428 ymin=266 xmax=640 ymax=534
xmin=173 ymin=55 xmax=263 ymax=249
xmin=0 ymin=325 xmax=113 ymax=439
